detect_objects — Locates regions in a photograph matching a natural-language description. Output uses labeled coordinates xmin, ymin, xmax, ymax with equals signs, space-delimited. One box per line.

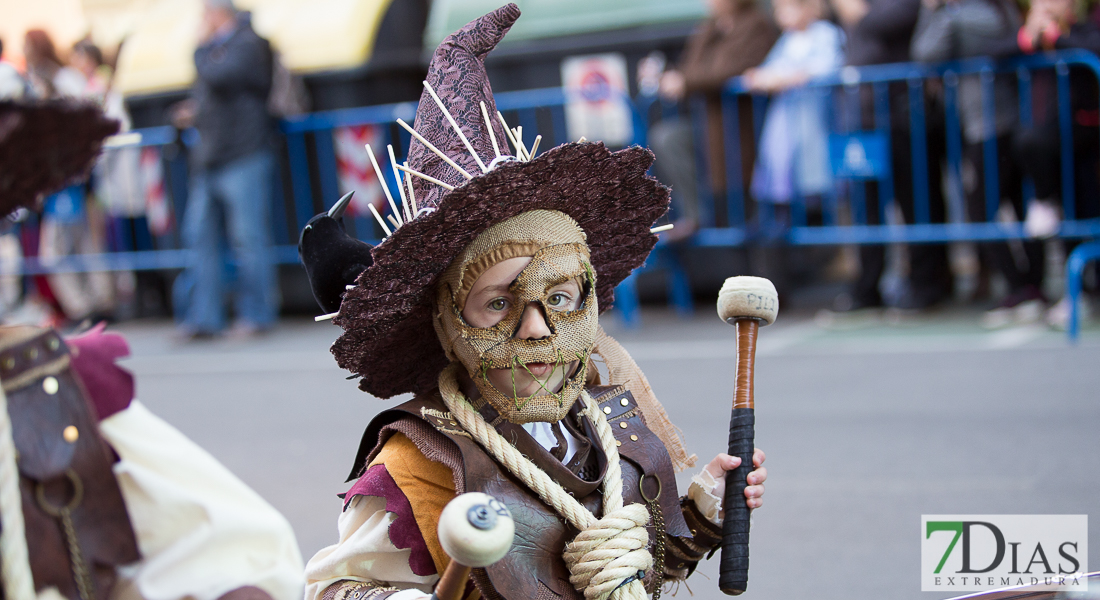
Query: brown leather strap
xmin=733 ymin=320 xmax=758 ymax=410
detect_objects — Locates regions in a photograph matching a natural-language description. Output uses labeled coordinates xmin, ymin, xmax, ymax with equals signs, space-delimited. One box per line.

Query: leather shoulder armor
xmin=352 ymin=384 xmax=689 ymax=600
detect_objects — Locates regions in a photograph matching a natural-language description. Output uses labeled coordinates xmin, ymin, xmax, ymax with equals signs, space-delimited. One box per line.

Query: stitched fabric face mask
xmin=434 ymin=211 xmax=598 ymax=424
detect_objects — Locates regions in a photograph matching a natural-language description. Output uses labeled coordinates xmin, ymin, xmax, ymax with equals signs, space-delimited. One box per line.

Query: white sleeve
xmin=97 ymin=401 xmax=305 ymax=600
xmin=687 ymin=468 xmax=723 ymax=525
xmin=304 ymin=495 xmax=437 ymax=600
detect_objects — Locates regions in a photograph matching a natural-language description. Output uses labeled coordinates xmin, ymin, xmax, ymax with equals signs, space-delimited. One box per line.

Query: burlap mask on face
xmin=434 ymin=210 xmax=598 ymax=424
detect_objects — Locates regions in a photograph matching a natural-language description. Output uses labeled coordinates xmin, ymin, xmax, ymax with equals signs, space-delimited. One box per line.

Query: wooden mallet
xmin=716 ymin=276 xmax=778 ymax=595
xmin=432 ymin=492 xmax=515 ymax=600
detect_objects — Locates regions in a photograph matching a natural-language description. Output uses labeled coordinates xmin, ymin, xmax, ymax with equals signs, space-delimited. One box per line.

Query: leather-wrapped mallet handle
xmin=715 ymin=276 xmax=777 ymax=595
xmin=719 ymin=319 xmax=758 ymax=595
xmin=431 ymin=562 xmax=472 ymax=600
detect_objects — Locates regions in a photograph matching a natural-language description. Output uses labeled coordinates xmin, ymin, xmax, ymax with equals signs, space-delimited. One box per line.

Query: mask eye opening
xmin=574 ymin=262 xmax=595 ymax=312
xmin=454 ymin=297 xmax=523 ymax=333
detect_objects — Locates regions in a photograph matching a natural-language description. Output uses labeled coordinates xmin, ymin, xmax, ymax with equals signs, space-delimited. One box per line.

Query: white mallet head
xmin=717 ymin=276 xmax=778 ymax=325
xmin=437 ymin=492 xmax=515 ymax=568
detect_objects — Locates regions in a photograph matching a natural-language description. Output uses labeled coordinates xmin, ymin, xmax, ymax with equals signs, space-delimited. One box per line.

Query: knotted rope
xmin=0 ymin=382 xmax=36 ymax=600
xmin=439 ymin=364 xmax=653 ymax=600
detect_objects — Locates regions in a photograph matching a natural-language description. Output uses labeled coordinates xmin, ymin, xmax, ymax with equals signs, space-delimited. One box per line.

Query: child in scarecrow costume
xmin=303 ymin=5 xmax=767 ymax=600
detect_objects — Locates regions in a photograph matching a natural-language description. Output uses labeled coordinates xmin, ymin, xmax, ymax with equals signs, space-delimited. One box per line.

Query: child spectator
xmin=747 ymin=0 xmax=845 ymax=209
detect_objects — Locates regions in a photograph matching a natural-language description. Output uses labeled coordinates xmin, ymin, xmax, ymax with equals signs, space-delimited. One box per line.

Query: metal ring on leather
xmin=35 ymin=468 xmax=84 ymax=516
xmin=638 ymin=473 xmax=661 ymax=503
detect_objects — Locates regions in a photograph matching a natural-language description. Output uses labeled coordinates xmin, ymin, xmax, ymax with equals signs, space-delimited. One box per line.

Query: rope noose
xmin=439 ymin=364 xmax=654 ymax=600
xmin=0 ymin=381 xmax=38 ymax=600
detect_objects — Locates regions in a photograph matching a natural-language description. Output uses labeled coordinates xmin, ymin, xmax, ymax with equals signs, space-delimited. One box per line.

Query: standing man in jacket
xmin=174 ymin=0 xmax=278 ymax=339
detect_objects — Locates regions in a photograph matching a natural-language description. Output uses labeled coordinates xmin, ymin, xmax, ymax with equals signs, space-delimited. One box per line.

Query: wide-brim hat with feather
xmin=332 ymin=3 xmax=669 ymax=399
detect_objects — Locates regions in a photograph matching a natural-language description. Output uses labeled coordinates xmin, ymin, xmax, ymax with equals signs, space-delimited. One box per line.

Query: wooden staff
xmin=715 ymin=277 xmax=778 ymax=596
xmin=432 ymin=493 xmax=515 ymax=600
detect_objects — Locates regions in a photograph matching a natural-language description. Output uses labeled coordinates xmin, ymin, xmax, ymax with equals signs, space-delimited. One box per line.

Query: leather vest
xmin=0 ymin=327 xmax=140 ymax=600
xmin=352 ymin=385 xmax=690 ymax=600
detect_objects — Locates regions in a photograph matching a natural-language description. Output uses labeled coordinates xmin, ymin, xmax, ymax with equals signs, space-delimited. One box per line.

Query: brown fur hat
xmin=0 ymin=99 xmax=119 ymax=217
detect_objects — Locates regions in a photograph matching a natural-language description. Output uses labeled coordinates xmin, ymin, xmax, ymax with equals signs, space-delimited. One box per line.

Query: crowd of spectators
xmin=0 ymin=0 xmax=278 ymax=339
xmin=648 ymin=0 xmax=1100 ymax=329
xmin=0 ymin=30 xmax=135 ymax=328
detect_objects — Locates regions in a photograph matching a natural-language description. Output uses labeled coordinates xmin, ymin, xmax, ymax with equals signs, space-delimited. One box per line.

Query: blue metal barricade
xmin=9 ymin=50 xmax=1100 ymax=331
xmin=704 ymin=49 xmax=1100 ymax=247
xmin=0 ymin=125 xmax=189 ymax=276
xmin=1 ymin=86 xmax=672 ymax=325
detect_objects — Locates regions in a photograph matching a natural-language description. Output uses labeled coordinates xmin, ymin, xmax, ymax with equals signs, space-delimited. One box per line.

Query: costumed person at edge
xmin=0 ymin=99 xmax=304 ymax=600
xmin=300 ymin=6 xmax=767 ymax=600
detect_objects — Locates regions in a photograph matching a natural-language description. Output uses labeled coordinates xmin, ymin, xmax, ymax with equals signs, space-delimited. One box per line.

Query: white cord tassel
xmin=0 ymin=382 xmax=36 ymax=600
xmin=387 ymin=145 xmax=413 ymax=223
xmin=315 ymin=312 xmax=339 ymax=322
xmin=423 ymin=81 xmax=489 ymax=173
xmin=396 ymin=164 xmax=456 ymax=191
xmin=529 ymin=135 xmax=542 ymax=159
xmin=395 ymin=119 xmax=473 ymax=180
xmin=650 ymin=224 xmax=674 ymax=234
xmin=365 ymin=144 xmax=402 ymax=227
xmin=481 ymin=101 xmax=501 ymax=159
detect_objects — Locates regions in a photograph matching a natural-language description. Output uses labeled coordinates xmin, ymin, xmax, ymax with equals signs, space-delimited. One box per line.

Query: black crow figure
xmin=298 ymin=191 xmax=374 ymax=314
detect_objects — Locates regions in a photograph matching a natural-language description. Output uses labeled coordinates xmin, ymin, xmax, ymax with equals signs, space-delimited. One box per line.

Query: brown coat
xmin=679 ymin=3 xmax=779 ymax=192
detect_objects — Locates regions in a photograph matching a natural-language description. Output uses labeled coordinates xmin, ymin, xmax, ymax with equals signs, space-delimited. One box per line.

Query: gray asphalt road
xmin=115 ymin=309 xmax=1100 ymax=600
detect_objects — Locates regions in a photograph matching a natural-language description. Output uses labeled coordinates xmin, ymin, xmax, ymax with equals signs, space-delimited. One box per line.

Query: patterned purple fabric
xmin=407 ymin=3 xmax=518 ymax=209
xmin=66 ymin=323 xmax=134 ymax=421
xmin=344 ymin=464 xmax=436 ymax=577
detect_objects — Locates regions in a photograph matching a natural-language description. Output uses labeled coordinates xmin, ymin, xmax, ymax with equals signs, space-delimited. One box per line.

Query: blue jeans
xmin=175 ymin=150 xmax=278 ymax=332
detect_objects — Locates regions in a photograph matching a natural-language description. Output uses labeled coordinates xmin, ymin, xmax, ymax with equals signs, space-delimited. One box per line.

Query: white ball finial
xmin=717 ymin=276 xmax=778 ymax=325
xmin=437 ymin=492 xmax=515 ymax=568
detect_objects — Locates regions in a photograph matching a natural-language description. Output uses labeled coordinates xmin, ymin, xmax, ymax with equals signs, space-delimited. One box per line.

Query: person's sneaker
xmin=981 ymin=286 xmax=1046 ymax=329
xmin=1024 ymin=199 xmax=1061 ymax=239
xmin=1045 ymin=295 xmax=1094 ymax=330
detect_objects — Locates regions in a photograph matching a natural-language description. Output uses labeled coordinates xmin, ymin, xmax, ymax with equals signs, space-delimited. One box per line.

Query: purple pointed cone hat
xmin=333 ymin=3 xmax=670 ymax=398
